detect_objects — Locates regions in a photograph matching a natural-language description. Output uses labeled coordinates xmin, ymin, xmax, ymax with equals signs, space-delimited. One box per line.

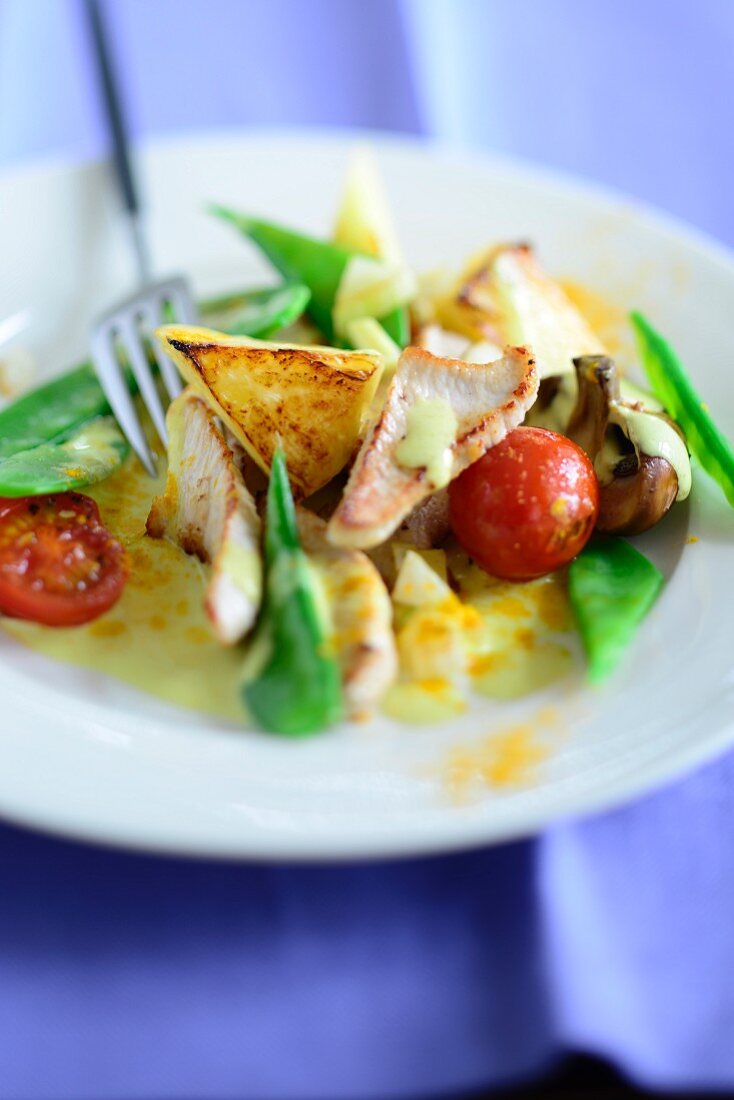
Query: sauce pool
xmin=2 ymin=454 xmax=244 ymax=720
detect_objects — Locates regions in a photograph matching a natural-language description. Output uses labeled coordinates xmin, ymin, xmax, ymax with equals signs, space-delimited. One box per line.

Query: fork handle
xmin=83 ymin=0 xmax=150 ymax=282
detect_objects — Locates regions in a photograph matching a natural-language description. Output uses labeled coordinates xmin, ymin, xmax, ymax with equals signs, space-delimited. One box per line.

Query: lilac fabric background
xmin=1 ymin=1 xmax=734 ymax=1097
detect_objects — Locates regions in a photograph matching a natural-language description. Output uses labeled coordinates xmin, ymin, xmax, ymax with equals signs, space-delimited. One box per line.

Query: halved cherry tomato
xmin=449 ymin=427 xmax=599 ymax=581
xmin=0 ymin=492 xmax=128 ymax=626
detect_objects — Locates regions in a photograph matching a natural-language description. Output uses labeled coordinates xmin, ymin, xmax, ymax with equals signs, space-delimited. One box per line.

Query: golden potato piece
xmin=157 ymin=325 xmax=382 ymax=499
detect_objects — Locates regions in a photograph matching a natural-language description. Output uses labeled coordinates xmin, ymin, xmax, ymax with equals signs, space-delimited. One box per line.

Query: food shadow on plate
xmin=632 ymin=492 xmax=689 ymax=579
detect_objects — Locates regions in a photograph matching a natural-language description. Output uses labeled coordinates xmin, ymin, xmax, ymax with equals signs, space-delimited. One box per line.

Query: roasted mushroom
xmin=567 ymin=355 xmax=691 ymax=535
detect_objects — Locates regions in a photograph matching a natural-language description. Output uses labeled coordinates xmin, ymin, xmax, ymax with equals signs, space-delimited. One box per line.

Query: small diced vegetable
xmin=396 ymin=606 xmax=468 ymax=680
xmin=392 ymin=550 xmax=453 ymax=607
xmin=332 ymin=148 xmax=411 ymax=349
xmin=392 ymin=544 xmax=449 ymax=582
xmin=333 ymin=256 xmax=416 ymax=339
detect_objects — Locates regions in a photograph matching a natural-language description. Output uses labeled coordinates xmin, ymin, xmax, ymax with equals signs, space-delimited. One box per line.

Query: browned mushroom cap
xmin=596 ymin=455 xmax=679 ymax=536
xmin=566 ymin=355 xmax=679 ymax=536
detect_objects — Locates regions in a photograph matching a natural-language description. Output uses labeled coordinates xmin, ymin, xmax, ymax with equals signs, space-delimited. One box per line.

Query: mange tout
xmin=632 ymin=310 xmax=734 ymax=508
xmin=211 ymin=207 xmax=410 ymax=348
xmin=242 ymin=448 xmax=344 ymax=736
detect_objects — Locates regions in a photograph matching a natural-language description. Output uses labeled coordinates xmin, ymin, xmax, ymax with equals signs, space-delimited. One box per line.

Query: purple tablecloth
xmin=3 ymin=751 xmax=734 ymax=1099
xmin=2 ymin=0 xmax=734 ymax=1095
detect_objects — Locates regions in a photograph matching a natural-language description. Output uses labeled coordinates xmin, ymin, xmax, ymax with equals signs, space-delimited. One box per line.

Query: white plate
xmin=0 ymin=129 xmax=732 ymax=861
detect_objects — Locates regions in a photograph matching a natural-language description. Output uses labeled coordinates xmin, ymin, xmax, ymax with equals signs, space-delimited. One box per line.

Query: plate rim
xmin=5 ymin=123 xmax=734 ymax=277
xmin=0 ymin=703 xmax=730 ymax=863
xmin=1 ymin=126 xmax=733 ymax=862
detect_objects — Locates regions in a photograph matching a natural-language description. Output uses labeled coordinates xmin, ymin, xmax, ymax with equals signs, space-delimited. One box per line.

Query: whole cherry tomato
xmin=449 ymin=426 xmax=599 ymax=581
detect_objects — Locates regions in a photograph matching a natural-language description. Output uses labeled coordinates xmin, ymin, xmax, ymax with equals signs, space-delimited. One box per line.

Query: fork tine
xmin=146 ymin=298 xmax=182 ymax=401
xmin=90 ymin=322 xmax=156 ymax=477
xmin=120 ymin=317 xmax=169 ymax=448
xmin=167 ymin=277 xmax=198 ymax=324
xmin=90 ymin=275 xmax=199 ymax=476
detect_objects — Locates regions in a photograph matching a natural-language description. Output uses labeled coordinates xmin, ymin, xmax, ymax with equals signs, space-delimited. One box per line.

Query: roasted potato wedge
xmin=157 ymin=325 xmax=382 ymax=499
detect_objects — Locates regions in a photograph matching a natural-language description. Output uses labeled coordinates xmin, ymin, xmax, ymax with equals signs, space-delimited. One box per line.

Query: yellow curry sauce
xmin=445 ymin=706 xmax=566 ymax=795
xmin=382 ymin=552 xmax=577 ymax=724
xmin=1 ymin=284 xmax=619 ymax=728
xmin=2 ymin=455 xmax=578 ymax=726
xmin=2 ymin=454 xmax=244 ymax=720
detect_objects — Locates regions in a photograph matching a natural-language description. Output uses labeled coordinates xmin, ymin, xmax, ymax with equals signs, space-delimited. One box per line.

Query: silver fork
xmin=90 ymin=278 xmax=196 ymax=475
xmin=84 ymin=0 xmax=197 ymax=476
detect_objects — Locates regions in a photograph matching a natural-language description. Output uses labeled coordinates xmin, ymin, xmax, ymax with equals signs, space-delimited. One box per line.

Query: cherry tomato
xmin=449 ymin=427 xmax=599 ymax=581
xmin=0 ymin=492 xmax=128 ymax=626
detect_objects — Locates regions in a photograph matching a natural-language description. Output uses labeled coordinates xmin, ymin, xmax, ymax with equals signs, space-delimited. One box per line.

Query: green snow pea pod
xmin=631 ymin=310 xmax=734 ymax=508
xmin=0 ymin=417 xmax=129 ymax=496
xmin=0 ymin=362 xmax=112 ymax=462
xmin=242 ymin=447 xmax=343 ymax=736
xmin=210 ymin=206 xmax=410 ymax=347
xmin=197 ymin=282 xmax=311 ymax=338
xmin=568 ymin=537 xmax=664 ymax=683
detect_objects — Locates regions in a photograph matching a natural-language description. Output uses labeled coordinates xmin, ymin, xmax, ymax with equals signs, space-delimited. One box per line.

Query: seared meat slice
xmin=327 ymin=344 xmax=538 ymax=549
xmin=147 ymin=389 xmax=262 ymax=645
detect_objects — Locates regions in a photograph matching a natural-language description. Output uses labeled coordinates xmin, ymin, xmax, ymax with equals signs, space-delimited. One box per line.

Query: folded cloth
xmin=540 ymin=751 xmax=734 ymax=1093
xmin=4 ymin=751 xmax=734 ymax=1099
xmin=0 ymin=827 xmax=552 ymax=1099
